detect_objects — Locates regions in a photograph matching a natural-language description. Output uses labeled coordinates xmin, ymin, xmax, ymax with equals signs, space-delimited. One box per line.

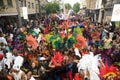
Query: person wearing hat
xmin=9 ymin=64 xmax=27 ymax=80
xmin=39 ymin=56 xmax=52 ymax=80
xmin=9 ymin=56 xmax=27 ymax=80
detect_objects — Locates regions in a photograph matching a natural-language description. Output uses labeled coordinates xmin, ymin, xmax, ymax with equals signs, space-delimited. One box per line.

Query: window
xmin=7 ymin=0 xmax=13 ymax=7
xmin=32 ymin=3 xmax=34 ymax=8
xmin=0 ymin=0 xmax=4 ymax=7
xmin=28 ymin=2 xmax=30 ymax=8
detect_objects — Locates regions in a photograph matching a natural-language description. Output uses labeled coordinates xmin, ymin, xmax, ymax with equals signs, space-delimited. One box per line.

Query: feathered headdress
xmin=52 ymin=52 xmax=63 ymax=67
xmin=74 ymin=34 xmax=87 ymax=49
xmin=26 ymin=34 xmax=38 ymax=50
xmin=67 ymin=33 xmax=76 ymax=48
xmin=100 ymin=62 xmax=117 ymax=79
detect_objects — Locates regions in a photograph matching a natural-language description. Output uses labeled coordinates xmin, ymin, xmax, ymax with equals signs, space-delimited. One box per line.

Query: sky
xmin=63 ymin=0 xmax=80 ymax=7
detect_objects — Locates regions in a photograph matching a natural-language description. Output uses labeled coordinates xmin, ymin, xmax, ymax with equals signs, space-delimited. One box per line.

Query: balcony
xmin=113 ymin=0 xmax=120 ymax=4
xmin=105 ymin=1 xmax=113 ymax=8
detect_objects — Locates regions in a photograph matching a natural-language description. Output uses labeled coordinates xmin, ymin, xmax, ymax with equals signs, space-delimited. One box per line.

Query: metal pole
xmin=23 ymin=0 xmax=26 ymax=7
xmin=38 ymin=0 xmax=41 ymax=19
xmin=15 ymin=0 xmax=22 ymax=27
xmin=63 ymin=0 xmax=66 ymax=15
xmin=24 ymin=0 xmax=26 ymax=7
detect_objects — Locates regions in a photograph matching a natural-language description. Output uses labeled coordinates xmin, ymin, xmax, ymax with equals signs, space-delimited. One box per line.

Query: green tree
xmin=65 ymin=3 xmax=72 ymax=10
xmin=73 ymin=2 xmax=80 ymax=13
xmin=44 ymin=2 xmax=60 ymax=14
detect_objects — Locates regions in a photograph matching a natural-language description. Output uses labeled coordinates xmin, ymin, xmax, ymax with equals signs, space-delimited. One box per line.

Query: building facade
xmin=79 ymin=0 xmax=86 ymax=8
xmin=104 ymin=0 xmax=120 ymax=22
xmin=84 ymin=0 xmax=99 ymax=21
xmin=0 ymin=0 xmax=38 ymax=17
xmin=0 ymin=0 xmax=41 ymax=29
xmin=99 ymin=0 xmax=120 ymax=23
xmin=86 ymin=0 xmax=97 ymax=9
xmin=82 ymin=0 xmax=120 ymax=23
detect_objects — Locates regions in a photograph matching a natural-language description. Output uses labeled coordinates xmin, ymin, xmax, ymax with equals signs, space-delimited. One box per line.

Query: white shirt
xmin=0 ymin=58 xmax=5 ymax=71
xmin=12 ymin=70 xmax=24 ymax=80
xmin=0 ymin=37 xmax=7 ymax=44
xmin=34 ymin=28 xmax=40 ymax=34
xmin=5 ymin=52 xmax=13 ymax=69
xmin=37 ymin=34 xmax=42 ymax=43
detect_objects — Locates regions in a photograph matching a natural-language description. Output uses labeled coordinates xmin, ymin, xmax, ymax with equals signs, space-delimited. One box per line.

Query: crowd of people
xmin=0 ymin=13 xmax=120 ymax=80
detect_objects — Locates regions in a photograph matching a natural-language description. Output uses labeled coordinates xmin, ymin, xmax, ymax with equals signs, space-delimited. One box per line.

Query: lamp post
xmin=15 ymin=0 xmax=22 ymax=27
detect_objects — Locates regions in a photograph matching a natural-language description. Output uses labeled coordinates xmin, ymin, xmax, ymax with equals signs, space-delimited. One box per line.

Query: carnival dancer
xmin=77 ymin=51 xmax=101 ymax=80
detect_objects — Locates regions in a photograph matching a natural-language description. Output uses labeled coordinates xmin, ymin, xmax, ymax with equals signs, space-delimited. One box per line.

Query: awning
xmin=0 ymin=12 xmax=37 ymax=17
xmin=0 ymin=13 xmax=18 ymax=16
xmin=28 ymin=12 xmax=36 ymax=15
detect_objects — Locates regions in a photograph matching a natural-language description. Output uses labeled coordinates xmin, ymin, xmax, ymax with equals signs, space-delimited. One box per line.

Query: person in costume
xmin=49 ymin=32 xmax=62 ymax=49
xmin=77 ymin=51 xmax=101 ymax=80
xmin=9 ymin=64 xmax=27 ymax=80
xmin=67 ymin=29 xmax=76 ymax=49
xmin=49 ymin=49 xmax=63 ymax=67
xmin=48 ymin=49 xmax=64 ymax=80
xmin=26 ymin=33 xmax=38 ymax=50
xmin=100 ymin=62 xmax=118 ymax=80
xmin=9 ymin=56 xmax=27 ymax=80
xmin=74 ymin=34 xmax=87 ymax=50
xmin=91 ymin=29 xmax=101 ymax=47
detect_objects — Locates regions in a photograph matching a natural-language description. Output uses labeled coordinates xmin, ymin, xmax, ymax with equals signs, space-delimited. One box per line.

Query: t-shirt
xmin=0 ymin=37 xmax=7 ymax=44
xmin=32 ymin=67 xmax=39 ymax=75
xmin=33 ymin=28 xmax=40 ymax=34
xmin=104 ymin=38 xmax=112 ymax=49
xmin=21 ymin=57 xmax=32 ymax=73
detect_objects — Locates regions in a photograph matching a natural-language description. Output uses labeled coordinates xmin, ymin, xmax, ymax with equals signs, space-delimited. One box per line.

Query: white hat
xmin=39 ymin=57 xmax=46 ymax=61
xmin=14 ymin=56 xmax=24 ymax=67
xmin=12 ymin=64 xmax=20 ymax=71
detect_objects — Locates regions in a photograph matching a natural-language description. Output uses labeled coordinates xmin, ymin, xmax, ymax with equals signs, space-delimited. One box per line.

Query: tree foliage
xmin=73 ymin=2 xmax=80 ymax=13
xmin=44 ymin=2 xmax=60 ymax=14
xmin=65 ymin=3 xmax=72 ymax=10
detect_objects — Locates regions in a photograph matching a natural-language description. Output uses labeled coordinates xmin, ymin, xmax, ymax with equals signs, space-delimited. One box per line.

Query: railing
xmin=105 ymin=1 xmax=113 ymax=8
xmin=113 ymin=0 xmax=120 ymax=4
xmin=105 ymin=0 xmax=120 ymax=8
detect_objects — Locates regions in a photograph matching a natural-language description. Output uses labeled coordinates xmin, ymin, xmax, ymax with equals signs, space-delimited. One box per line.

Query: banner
xmin=22 ymin=7 xmax=28 ymax=19
xmin=111 ymin=4 xmax=120 ymax=21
